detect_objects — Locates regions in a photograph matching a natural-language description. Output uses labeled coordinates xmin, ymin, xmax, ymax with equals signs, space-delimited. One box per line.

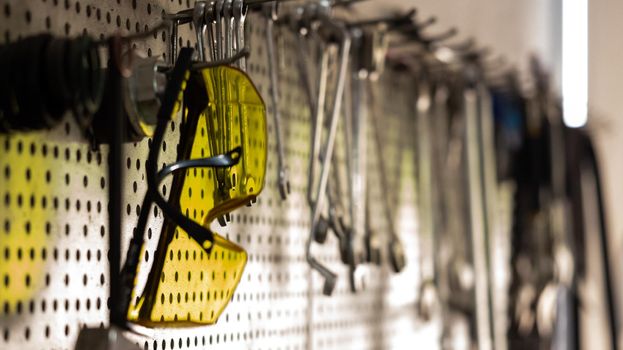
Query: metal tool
xmin=306 ymin=46 xmax=329 ymax=207
xmin=326 ymin=165 xmax=352 ymax=266
xmin=233 ymin=0 xmax=247 ymax=70
xmin=193 ymin=1 xmax=208 ymax=61
xmin=224 ymin=0 xmax=234 ymax=61
xmin=345 ymin=24 xmax=390 ymax=268
xmin=205 ymin=0 xmax=218 ymax=61
xmin=414 ymin=73 xmax=441 ymax=321
xmin=463 ymin=64 xmax=494 ymax=350
xmin=215 ymin=0 xmax=225 ymax=60
xmin=206 ymin=0 xmax=236 ymax=225
xmin=368 ymin=80 xmax=406 ymax=274
xmin=475 ymin=70 xmax=508 ymax=350
xmin=264 ymin=3 xmax=290 ymax=200
xmin=346 ymin=28 xmax=366 ymax=271
xmin=303 ymin=8 xmax=352 ymax=296
xmin=363 ymin=186 xmax=381 ymax=265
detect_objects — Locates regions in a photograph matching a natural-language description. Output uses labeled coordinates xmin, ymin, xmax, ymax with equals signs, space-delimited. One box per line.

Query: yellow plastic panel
xmin=128 ymin=66 xmax=266 ymax=326
xmin=0 ymin=135 xmax=56 ymax=311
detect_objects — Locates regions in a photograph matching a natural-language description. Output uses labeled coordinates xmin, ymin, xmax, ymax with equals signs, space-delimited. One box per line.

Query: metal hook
xmin=441 ymin=37 xmax=476 ymax=52
xmin=192 ymin=48 xmax=250 ymax=69
xmin=423 ymin=27 xmax=458 ymax=45
xmin=415 ymin=16 xmax=437 ymax=31
xmin=346 ymin=8 xmax=416 ymax=29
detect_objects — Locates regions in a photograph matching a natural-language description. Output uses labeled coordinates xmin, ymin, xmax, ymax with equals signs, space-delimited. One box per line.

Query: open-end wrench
xmin=328 ymin=159 xmax=362 ymax=292
xmin=368 ymin=79 xmax=406 ymax=273
xmin=293 ymin=11 xmax=331 ymax=244
xmin=215 ymin=0 xmax=225 ymax=61
xmin=353 ymin=28 xmax=386 ymax=266
xmin=264 ymin=3 xmax=290 ymax=200
xmin=193 ymin=1 xmax=207 ymax=61
xmin=326 ymin=167 xmax=351 ymax=265
xmin=205 ymin=1 xmax=218 ymax=61
xmin=224 ymin=0 xmax=234 ymax=61
xmin=463 ymin=68 xmax=494 ymax=350
xmin=233 ymin=0 xmax=247 ymax=70
xmin=292 ymin=6 xmax=321 ymax=122
xmin=348 ymin=27 xmax=382 ymax=271
xmin=414 ymin=73 xmax=442 ymax=321
xmin=306 ymin=47 xmax=329 ymax=206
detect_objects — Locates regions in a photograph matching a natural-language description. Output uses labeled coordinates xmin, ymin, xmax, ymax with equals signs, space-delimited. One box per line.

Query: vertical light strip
xmin=562 ymin=0 xmax=588 ymax=128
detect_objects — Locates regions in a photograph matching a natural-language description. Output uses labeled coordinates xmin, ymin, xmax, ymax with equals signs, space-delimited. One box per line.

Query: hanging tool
xmin=368 ymin=79 xmax=406 ymax=274
xmin=233 ymin=0 xmax=248 ymax=70
xmin=463 ymin=59 xmax=494 ymax=350
xmin=413 ymin=71 xmax=442 ymax=321
xmin=264 ymin=3 xmax=291 ymax=200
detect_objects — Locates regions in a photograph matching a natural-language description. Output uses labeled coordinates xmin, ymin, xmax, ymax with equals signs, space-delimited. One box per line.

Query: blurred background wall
xmin=362 ymin=0 xmax=623 ymax=346
xmin=588 ymin=3 xmax=623 ymax=327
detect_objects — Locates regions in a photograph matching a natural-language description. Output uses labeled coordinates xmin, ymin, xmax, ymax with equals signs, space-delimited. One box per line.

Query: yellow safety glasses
xmin=126 ymin=65 xmax=266 ymax=326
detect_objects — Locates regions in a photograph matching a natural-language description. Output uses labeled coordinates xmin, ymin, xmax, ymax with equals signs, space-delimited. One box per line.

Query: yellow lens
xmin=127 ymin=66 xmax=266 ymax=326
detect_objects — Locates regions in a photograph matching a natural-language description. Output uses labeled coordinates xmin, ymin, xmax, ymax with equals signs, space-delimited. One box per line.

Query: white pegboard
xmin=0 ymin=1 xmax=440 ymax=349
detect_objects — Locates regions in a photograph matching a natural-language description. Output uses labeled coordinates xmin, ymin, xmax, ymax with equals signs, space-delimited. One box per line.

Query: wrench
xmin=368 ymin=80 xmax=406 ymax=273
xmin=193 ymin=1 xmax=207 ymax=61
xmin=307 ymin=48 xmax=329 ymax=205
xmin=463 ymin=73 xmax=493 ymax=350
xmin=233 ymin=0 xmax=247 ymax=70
xmin=414 ymin=74 xmax=442 ymax=321
xmin=363 ymin=185 xmax=381 ymax=265
xmin=327 ymin=152 xmax=362 ymax=292
xmin=347 ymin=28 xmax=371 ymax=270
xmin=215 ymin=0 xmax=225 ymax=60
xmin=223 ymin=0 xmax=234 ymax=61
xmin=264 ymin=3 xmax=290 ymax=200
xmin=205 ymin=1 xmax=218 ymax=61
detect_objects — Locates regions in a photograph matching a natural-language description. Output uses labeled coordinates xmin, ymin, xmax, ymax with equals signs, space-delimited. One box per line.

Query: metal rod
xmin=346 ymin=9 xmax=416 ymax=28
xmin=464 ymin=86 xmax=493 ymax=350
xmin=107 ymin=37 xmax=124 ymax=327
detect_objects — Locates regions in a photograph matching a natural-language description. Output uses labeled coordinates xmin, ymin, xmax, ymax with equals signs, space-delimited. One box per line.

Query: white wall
xmin=358 ymin=0 xmax=562 ymax=87
xmin=588 ymin=1 xmax=623 ymax=344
